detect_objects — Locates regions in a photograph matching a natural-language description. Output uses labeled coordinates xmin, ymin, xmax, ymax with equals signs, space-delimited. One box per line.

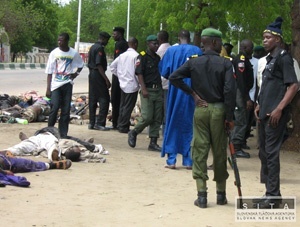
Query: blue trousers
xmin=1 ymin=155 xmax=47 ymax=173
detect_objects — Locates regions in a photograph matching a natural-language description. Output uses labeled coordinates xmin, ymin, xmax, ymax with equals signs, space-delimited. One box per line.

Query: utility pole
xmin=126 ymin=0 xmax=130 ymax=41
xmin=75 ymin=0 xmax=82 ymax=52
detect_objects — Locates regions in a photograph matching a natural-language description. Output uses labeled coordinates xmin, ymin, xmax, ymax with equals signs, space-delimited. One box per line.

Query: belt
xmin=145 ymin=84 xmax=161 ymax=89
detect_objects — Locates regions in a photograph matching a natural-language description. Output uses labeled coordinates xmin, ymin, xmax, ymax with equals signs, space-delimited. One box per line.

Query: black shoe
xmin=128 ymin=130 xmax=137 ymax=148
xmin=94 ymin=125 xmax=110 ymax=131
xmin=148 ymin=143 xmax=161 ymax=152
xmin=235 ymin=150 xmax=250 ymax=158
xmin=194 ymin=192 xmax=207 ymax=208
xmin=241 ymin=144 xmax=250 ymax=150
xmin=88 ymin=124 xmax=94 ymax=130
xmin=217 ymin=191 xmax=228 ymax=205
xmin=148 ymin=137 xmax=161 ymax=152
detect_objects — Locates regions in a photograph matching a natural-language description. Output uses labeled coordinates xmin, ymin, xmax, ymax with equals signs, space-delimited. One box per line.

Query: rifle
xmin=226 ymin=128 xmax=243 ymax=208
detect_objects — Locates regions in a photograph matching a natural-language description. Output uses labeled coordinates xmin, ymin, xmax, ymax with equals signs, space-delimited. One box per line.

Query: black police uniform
xmin=258 ymin=49 xmax=298 ymax=197
xmin=87 ymin=41 xmax=110 ymax=127
xmin=111 ymin=38 xmax=129 ymax=128
xmin=231 ymin=54 xmax=254 ymax=154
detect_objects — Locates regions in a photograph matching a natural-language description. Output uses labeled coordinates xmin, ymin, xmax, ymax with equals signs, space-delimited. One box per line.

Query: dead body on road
xmin=2 ymin=126 xmax=109 ymax=163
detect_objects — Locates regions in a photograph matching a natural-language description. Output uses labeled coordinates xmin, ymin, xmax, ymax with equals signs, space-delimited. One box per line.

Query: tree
xmin=19 ymin=0 xmax=60 ymax=51
xmin=0 ymin=0 xmax=59 ymax=60
xmin=282 ymin=0 xmax=300 ymax=152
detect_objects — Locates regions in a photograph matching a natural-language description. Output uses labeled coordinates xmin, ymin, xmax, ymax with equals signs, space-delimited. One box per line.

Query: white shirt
xmin=156 ymin=43 xmax=171 ymax=58
xmin=110 ymin=48 xmax=139 ymax=93
xmin=45 ymin=47 xmax=84 ymax=91
xmin=257 ymin=56 xmax=267 ymax=89
xmin=156 ymin=43 xmax=171 ymax=90
xmin=249 ymin=57 xmax=258 ymax=101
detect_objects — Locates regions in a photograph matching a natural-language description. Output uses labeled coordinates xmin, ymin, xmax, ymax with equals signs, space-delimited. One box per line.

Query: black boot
xmin=217 ymin=191 xmax=228 ymax=205
xmin=148 ymin=137 xmax=161 ymax=151
xmin=194 ymin=191 xmax=207 ymax=208
xmin=128 ymin=130 xmax=137 ymax=148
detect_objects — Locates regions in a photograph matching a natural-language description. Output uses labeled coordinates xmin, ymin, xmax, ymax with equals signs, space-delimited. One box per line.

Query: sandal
xmin=51 ymin=149 xmax=59 ymax=161
xmin=53 ymin=160 xmax=72 ymax=170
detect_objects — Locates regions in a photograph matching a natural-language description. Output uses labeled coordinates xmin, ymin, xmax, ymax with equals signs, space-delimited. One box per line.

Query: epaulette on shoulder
xmin=187 ymin=54 xmax=199 ymax=61
xmin=223 ymin=56 xmax=233 ymax=61
xmin=280 ymin=50 xmax=287 ymax=56
xmin=140 ymin=51 xmax=146 ymax=56
xmin=240 ymin=55 xmax=245 ymax=61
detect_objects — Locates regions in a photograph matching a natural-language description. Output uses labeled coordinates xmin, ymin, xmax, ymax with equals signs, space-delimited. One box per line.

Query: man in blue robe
xmin=159 ymin=30 xmax=203 ymax=169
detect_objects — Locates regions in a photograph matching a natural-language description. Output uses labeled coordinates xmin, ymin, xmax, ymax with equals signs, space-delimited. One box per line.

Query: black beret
xmin=223 ymin=43 xmax=233 ymax=48
xmin=99 ymin=31 xmax=111 ymax=39
xmin=113 ymin=27 xmax=125 ymax=34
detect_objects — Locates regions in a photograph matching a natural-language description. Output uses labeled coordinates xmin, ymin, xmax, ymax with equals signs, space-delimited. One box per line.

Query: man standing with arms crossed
xmin=169 ymin=28 xmax=236 ymax=208
xmin=45 ymin=32 xmax=84 ymax=138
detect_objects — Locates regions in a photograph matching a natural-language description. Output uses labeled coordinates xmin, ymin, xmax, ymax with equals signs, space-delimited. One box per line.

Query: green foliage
xmin=0 ymin=0 xmax=59 ymax=55
xmin=0 ymin=0 xmax=298 ymax=58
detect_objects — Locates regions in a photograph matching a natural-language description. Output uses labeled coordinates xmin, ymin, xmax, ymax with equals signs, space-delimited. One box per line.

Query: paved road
xmin=0 ymin=68 xmax=112 ymax=95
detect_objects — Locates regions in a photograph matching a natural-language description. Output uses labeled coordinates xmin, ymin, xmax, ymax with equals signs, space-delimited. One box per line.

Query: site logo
xmin=235 ymin=196 xmax=296 ymax=222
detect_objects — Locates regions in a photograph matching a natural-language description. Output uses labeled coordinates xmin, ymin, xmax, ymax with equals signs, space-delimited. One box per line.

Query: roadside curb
xmin=0 ymin=63 xmax=90 ymax=70
xmin=0 ymin=63 xmax=46 ymax=70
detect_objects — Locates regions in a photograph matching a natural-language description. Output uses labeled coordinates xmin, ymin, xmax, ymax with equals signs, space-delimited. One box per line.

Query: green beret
xmin=146 ymin=35 xmax=157 ymax=41
xmin=201 ymin=28 xmax=222 ymax=38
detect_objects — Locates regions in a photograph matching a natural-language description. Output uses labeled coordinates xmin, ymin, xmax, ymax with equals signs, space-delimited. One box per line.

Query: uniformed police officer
xmin=169 ymin=28 xmax=236 ymax=208
xmin=254 ymin=17 xmax=298 ymax=208
xmin=231 ymin=40 xmax=254 ymax=158
xmin=110 ymin=27 xmax=129 ymax=130
xmin=87 ymin=31 xmax=111 ymax=131
xmin=128 ymin=35 xmax=163 ymax=151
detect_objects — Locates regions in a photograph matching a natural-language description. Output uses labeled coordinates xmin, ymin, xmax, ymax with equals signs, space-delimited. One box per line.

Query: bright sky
xmin=57 ymin=0 xmax=71 ymax=5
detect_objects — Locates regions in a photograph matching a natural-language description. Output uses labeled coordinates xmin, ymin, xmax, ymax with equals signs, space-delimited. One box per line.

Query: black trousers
xmin=111 ymin=74 xmax=121 ymax=128
xmin=117 ymin=90 xmax=138 ymax=130
xmin=48 ymin=83 xmax=73 ymax=137
xmin=88 ymin=70 xmax=110 ymax=127
xmin=259 ymin=110 xmax=289 ymax=196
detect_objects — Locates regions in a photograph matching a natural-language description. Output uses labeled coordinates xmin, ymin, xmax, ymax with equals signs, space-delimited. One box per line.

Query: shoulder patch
xmin=224 ymin=56 xmax=233 ymax=61
xmin=240 ymin=55 xmax=245 ymax=61
xmin=140 ymin=51 xmax=146 ymax=56
xmin=187 ymin=54 xmax=199 ymax=60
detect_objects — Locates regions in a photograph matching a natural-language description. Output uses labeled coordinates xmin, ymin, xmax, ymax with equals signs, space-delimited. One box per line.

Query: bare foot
xmin=19 ymin=132 xmax=28 ymax=141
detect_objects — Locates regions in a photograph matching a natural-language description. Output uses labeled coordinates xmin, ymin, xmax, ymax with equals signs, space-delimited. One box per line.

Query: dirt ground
xmin=0 ymin=121 xmax=300 ymax=227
